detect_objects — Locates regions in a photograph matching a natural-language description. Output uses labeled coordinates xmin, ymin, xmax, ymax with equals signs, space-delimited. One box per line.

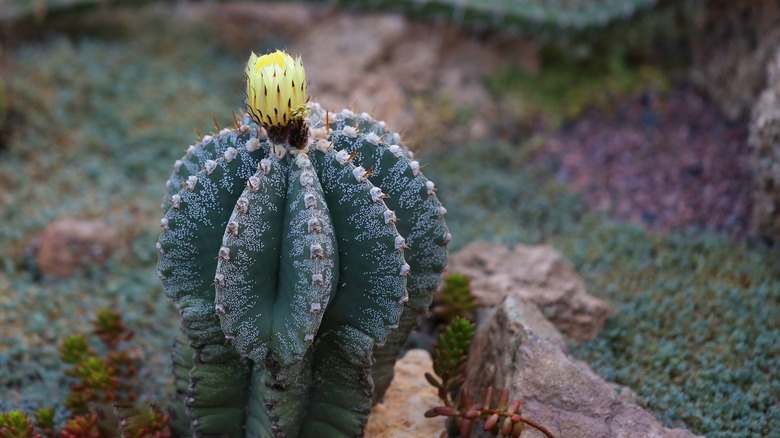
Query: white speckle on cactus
xmin=400 ymin=263 xmax=411 ymax=276
xmin=352 ymin=166 xmax=367 ymax=182
xmin=203 ymin=159 xmax=217 ymax=175
xmin=185 ymin=145 xmax=196 ymax=158
xmin=304 ymin=193 xmax=317 ymax=209
xmin=247 ymin=175 xmax=261 ymax=191
xmin=171 ymin=194 xmax=181 ymax=209
xmin=305 ymin=333 xmax=315 ymax=342
xmin=160 ymin=217 xmax=169 ymax=231
xmin=365 ymin=132 xmax=381 ymax=145
xmin=156 ymin=242 xmax=164 ymax=254
xmin=410 ymin=161 xmax=420 ymax=176
xmin=224 ymin=334 xmax=235 ymax=344
xmin=437 ymin=206 xmax=447 ymax=218
xmin=360 ymin=111 xmax=373 ymax=122
xmin=443 ymin=232 xmax=452 ymax=244
xmin=308 ymin=218 xmax=321 ymax=233
xmin=224 ymin=147 xmax=238 ymax=162
xmin=259 ymin=158 xmax=272 ymax=173
xmin=426 ymin=180 xmax=436 ymax=194
xmin=370 ymin=187 xmax=385 ymax=201
xmin=226 ymin=220 xmax=239 ymax=237
xmin=185 ymin=176 xmax=198 ymax=190
xmin=340 ymin=109 xmax=356 ymax=119
xmin=239 ymin=124 xmax=251 ymax=135
xmin=378 ymin=120 xmax=387 ymax=129
xmin=310 ymin=302 xmax=321 ymax=313
xmin=202 ymin=135 xmax=213 ymax=145
xmin=215 ymin=303 xmax=226 ymax=315
xmin=173 ymin=160 xmax=183 ymax=171
xmin=237 ymin=197 xmax=249 ymax=214
xmin=214 ymin=273 xmax=225 ymax=286
xmin=312 ymin=273 xmax=324 ymax=287
xmin=335 ymin=149 xmax=351 ymax=165
xmin=399 ymin=291 xmax=409 ymax=305
xmin=342 ymin=125 xmax=358 ymax=138
xmin=219 ymin=128 xmax=232 ymax=139
xmin=388 ymin=144 xmax=403 ymax=157
xmin=156 ymin=270 xmax=166 ymax=280
xmin=407 ymin=150 xmax=415 ymax=159
xmin=384 ymin=210 xmax=397 ymax=224
xmin=310 ymin=244 xmax=324 ymax=259
xmin=245 ymin=137 xmax=260 ymax=152
xmin=257 ymin=126 xmax=268 ymax=139
xmin=300 ymin=170 xmax=315 ymax=187
xmin=218 ymin=247 xmax=230 ymax=262
xmin=394 ymin=235 xmax=407 ymax=251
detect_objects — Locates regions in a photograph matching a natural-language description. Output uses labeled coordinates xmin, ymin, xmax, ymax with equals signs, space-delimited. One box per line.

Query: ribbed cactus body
xmin=327 ymin=0 xmax=657 ymax=30
xmin=157 ymin=103 xmax=448 ymax=437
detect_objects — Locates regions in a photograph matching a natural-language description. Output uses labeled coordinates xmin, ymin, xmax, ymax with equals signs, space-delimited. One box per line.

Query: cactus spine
xmin=157 ymin=51 xmax=448 ymax=437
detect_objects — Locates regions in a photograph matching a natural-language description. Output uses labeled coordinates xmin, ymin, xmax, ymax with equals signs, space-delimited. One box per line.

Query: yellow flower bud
xmin=245 ymin=50 xmax=307 ymax=128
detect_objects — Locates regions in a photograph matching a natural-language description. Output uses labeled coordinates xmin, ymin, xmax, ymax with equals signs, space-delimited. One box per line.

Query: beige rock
xmin=690 ymin=0 xmax=780 ymax=120
xmin=287 ymin=8 xmax=534 ymax=143
xmin=465 ymin=292 xmax=702 ymax=438
xmin=296 ymin=12 xmax=411 ymax=126
xmin=749 ymin=48 xmax=780 ymax=244
xmin=36 ymin=219 xmax=122 ymax=278
xmin=365 ymin=349 xmax=446 ymax=438
xmin=447 ymin=242 xmax=611 ymax=342
xmin=182 ymin=3 xmax=539 ymax=151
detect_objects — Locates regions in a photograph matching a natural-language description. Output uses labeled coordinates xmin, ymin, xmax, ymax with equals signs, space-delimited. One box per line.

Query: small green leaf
xmin=432 ymin=316 xmax=475 ymax=385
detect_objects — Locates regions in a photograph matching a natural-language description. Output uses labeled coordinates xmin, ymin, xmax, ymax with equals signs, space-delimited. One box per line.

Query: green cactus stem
xmin=158 ymin=101 xmax=448 ymax=437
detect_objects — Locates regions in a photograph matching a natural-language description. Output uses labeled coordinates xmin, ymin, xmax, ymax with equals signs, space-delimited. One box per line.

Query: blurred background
xmin=0 ymin=1 xmax=778 ymax=436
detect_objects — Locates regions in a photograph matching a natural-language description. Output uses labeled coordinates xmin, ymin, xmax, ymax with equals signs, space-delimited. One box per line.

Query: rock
xmin=465 ymin=292 xmax=702 ymax=438
xmin=365 ymin=349 xmax=447 ymax=438
xmin=447 ymin=242 xmax=611 ymax=342
xmin=287 ymin=9 xmax=533 ymax=146
xmin=207 ymin=2 xmax=325 ymax=55
xmin=36 ymin=219 xmax=122 ymax=278
xmin=295 ymin=11 xmax=417 ymax=131
xmin=180 ymin=2 xmax=538 ymax=152
xmin=749 ymin=48 xmax=780 ymax=244
xmin=690 ymin=0 xmax=780 ymax=120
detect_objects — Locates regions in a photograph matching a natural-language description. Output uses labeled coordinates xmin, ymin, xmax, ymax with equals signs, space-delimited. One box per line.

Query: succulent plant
xmin=424 ymin=317 xmax=555 ymax=438
xmin=0 ymin=410 xmax=40 ymax=438
xmin=1 ymin=0 xmax=657 ymax=31
xmin=331 ymin=0 xmax=658 ymax=31
xmin=157 ymin=50 xmax=449 ymax=437
xmin=431 ymin=272 xmax=477 ymax=323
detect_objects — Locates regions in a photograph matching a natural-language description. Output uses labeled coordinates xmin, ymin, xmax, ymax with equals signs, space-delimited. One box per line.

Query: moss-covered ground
xmin=0 ymin=5 xmax=777 ymax=437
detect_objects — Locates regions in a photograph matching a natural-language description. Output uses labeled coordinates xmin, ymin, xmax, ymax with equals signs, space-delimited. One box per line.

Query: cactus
xmin=157 ymin=51 xmax=449 ymax=437
xmin=1 ymin=0 xmax=657 ymax=31
xmin=330 ymin=0 xmax=658 ymax=31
